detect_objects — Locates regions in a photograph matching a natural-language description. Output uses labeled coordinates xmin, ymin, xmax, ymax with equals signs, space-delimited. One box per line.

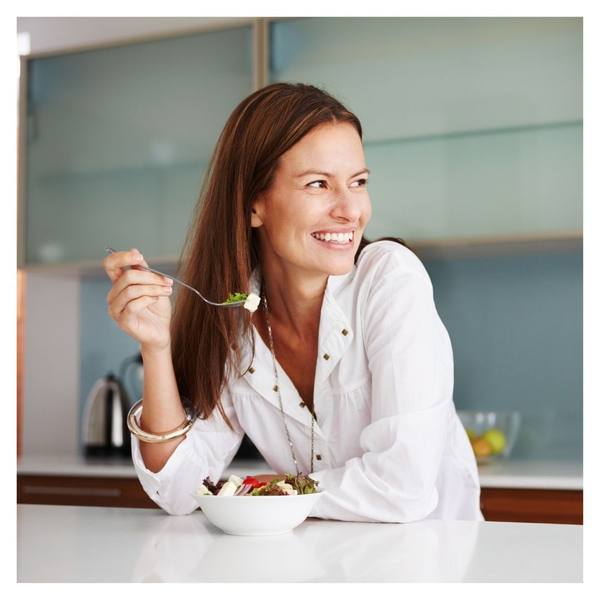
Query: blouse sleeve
xmin=308 ymin=250 xmax=455 ymax=523
xmin=131 ymin=388 xmax=244 ymax=515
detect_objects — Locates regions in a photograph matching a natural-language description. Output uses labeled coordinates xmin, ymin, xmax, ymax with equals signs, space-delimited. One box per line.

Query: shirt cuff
xmin=131 ymin=431 xmax=193 ymax=492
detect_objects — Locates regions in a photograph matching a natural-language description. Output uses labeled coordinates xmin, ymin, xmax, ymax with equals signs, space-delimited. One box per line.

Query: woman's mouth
xmin=311 ymin=231 xmax=354 ymax=244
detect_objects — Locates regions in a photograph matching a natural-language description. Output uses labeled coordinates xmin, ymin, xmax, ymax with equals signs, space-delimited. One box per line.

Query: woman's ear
xmin=250 ymin=197 xmax=264 ymax=228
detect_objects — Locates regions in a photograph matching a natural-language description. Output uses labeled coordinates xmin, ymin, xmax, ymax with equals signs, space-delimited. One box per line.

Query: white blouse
xmin=131 ymin=241 xmax=484 ymax=523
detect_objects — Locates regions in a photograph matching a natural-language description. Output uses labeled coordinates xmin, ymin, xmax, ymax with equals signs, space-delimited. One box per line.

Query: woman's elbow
xmin=150 ymin=492 xmax=198 ymax=516
xmin=389 ymin=487 xmax=440 ymax=523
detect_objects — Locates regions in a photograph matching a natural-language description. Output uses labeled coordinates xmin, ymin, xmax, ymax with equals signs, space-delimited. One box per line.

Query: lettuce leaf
xmin=222 ymin=292 xmax=248 ymax=304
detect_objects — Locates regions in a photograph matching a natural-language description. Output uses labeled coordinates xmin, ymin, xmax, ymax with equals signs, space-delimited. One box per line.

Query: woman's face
xmin=251 ymin=122 xmax=372 ymax=282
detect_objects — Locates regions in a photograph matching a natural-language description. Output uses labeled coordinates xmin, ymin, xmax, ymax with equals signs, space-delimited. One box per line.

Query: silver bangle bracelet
xmin=127 ymin=397 xmax=197 ymax=443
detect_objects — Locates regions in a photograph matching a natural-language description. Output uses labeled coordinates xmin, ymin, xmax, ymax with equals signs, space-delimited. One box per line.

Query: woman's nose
xmin=330 ymin=190 xmax=364 ymax=222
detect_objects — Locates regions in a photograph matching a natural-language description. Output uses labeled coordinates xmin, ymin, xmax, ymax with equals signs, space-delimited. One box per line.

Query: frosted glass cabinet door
xmin=25 ymin=26 xmax=253 ymax=265
xmin=364 ymin=123 xmax=582 ymax=241
xmin=269 ymin=17 xmax=583 ymax=241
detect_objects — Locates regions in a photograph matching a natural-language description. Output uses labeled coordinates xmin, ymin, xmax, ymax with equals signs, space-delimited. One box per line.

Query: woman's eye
xmin=351 ymin=178 xmax=369 ymax=187
xmin=307 ymin=178 xmax=368 ymax=189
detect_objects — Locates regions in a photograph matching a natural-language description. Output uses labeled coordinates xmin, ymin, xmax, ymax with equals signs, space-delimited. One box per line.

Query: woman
xmin=104 ymin=82 xmax=483 ymax=522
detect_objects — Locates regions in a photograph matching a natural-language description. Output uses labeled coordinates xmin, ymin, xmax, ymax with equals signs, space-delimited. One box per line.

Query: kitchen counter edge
xmin=16 ymin=455 xmax=583 ymax=490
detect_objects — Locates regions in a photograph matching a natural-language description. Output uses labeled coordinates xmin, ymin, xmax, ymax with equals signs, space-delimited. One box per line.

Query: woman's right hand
xmin=103 ymin=248 xmax=174 ymax=352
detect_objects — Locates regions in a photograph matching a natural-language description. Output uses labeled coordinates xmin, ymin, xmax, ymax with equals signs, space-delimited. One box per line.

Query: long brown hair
xmin=170 ymin=82 xmax=405 ymax=429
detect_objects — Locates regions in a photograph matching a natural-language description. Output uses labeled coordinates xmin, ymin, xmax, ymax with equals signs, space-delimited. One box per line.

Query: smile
xmin=311 ymin=231 xmax=354 ymax=244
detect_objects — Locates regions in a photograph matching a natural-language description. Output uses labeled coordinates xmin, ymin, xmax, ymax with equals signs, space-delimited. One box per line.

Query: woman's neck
xmin=260 ymin=269 xmax=327 ymax=341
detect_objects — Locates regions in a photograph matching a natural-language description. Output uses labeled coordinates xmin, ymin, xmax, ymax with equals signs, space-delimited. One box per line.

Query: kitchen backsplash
xmin=423 ymin=250 xmax=582 ymax=461
xmin=80 ymin=249 xmax=583 ymax=461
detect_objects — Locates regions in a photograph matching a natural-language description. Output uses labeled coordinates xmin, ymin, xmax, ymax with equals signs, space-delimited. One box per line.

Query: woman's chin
xmin=322 ymin=257 xmax=357 ymax=277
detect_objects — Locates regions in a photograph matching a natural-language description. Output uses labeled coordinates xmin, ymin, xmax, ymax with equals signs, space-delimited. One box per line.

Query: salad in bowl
xmin=197 ymin=473 xmax=320 ymax=497
xmin=191 ymin=473 xmax=324 ymax=536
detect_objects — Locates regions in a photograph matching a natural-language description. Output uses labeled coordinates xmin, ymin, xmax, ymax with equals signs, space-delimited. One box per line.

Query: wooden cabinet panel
xmin=17 ymin=475 xmax=160 ymax=509
xmin=480 ymin=488 xmax=583 ymax=525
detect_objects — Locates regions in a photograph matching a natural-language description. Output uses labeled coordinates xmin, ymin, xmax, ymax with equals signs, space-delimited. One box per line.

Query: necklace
xmin=261 ymin=290 xmax=315 ymax=476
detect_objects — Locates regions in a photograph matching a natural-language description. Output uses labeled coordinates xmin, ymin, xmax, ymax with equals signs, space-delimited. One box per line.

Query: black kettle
xmin=82 ymin=373 xmax=132 ymax=458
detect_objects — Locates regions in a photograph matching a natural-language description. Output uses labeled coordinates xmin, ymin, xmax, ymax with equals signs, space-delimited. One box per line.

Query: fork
xmin=105 ymin=247 xmax=247 ymax=308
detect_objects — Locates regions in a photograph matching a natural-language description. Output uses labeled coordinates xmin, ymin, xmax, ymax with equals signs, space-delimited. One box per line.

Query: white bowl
xmin=190 ymin=492 xmax=325 ymax=536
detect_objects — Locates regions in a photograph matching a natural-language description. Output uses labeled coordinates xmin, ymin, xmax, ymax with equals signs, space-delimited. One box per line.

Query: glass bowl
xmin=457 ymin=411 xmax=521 ymax=464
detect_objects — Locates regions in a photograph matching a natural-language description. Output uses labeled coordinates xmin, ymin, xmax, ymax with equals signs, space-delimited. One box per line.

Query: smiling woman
xmin=251 ymin=122 xmax=372 ymax=282
xmin=103 ymin=82 xmax=484 ymax=523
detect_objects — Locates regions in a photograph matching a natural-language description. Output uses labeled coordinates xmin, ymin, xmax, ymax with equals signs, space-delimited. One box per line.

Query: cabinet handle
xmin=22 ymin=485 xmax=121 ymax=497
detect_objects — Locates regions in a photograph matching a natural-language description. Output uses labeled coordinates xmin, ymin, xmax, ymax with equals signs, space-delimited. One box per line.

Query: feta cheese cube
xmin=228 ymin=475 xmax=244 ymax=488
xmin=217 ymin=481 xmax=238 ymax=496
xmin=244 ymin=293 xmax=261 ymax=313
xmin=276 ymin=482 xmax=298 ymax=495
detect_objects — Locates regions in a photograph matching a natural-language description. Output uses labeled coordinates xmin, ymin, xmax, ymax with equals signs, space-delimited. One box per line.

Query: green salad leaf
xmin=248 ymin=473 xmax=320 ymax=496
xmin=283 ymin=473 xmax=320 ymax=495
xmin=222 ymin=292 xmax=248 ymax=304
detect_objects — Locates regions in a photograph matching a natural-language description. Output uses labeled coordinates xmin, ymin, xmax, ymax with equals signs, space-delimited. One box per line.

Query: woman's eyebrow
xmin=294 ymin=168 xmax=371 ymax=179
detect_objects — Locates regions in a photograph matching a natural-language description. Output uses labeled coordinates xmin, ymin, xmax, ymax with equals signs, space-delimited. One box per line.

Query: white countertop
xmin=16 ymin=504 xmax=582 ymax=582
xmin=17 ymin=454 xmax=583 ymax=490
xmin=476 ymin=458 xmax=583 ymax=490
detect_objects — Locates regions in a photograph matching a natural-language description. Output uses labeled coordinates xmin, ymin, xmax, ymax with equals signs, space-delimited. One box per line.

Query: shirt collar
xmin=239 ymin=266 xmax=355 ymax=431
xmin=247 ymin=265 xmax=355 ymax=358
xmin=248 ymin=266 xmax=349 ymax=308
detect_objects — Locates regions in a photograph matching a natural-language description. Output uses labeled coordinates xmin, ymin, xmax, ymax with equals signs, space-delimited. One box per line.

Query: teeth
xmin=312 ymin=232 xmax=354 ymax=243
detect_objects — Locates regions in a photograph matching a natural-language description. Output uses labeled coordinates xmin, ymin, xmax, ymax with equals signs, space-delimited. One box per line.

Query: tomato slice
xmin=243 ymin=476 xmax=267 ymax=488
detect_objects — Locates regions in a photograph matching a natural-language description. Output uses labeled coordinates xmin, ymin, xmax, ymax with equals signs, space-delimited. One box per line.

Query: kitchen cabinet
xmin=17 ymin=474 xmax=158 ymax=509
xmin=19 ymin=24 xmax=254 ymax=268
xmin=19 ymin=18 xmax=582 ymax=274
xmin=479 ymin=487 xmax=582 ymax=525
xmin=270 ymin=17 xmax=582 ymax=249
xmin=477 ymin=459 xmax=583 ymax=524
